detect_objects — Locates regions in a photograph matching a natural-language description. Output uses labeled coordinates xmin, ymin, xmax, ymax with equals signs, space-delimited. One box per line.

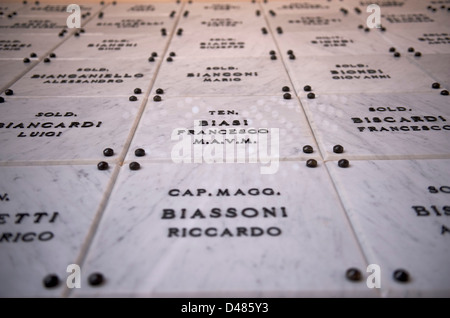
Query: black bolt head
xmin=153 ymin=95 xmax=162 ymax=102
xmin=30 ymin=52 xmax=37 ymax=58
xmin=282 ymin=86 xmax=290 ymax=92
xmin=97 ymin=161 xmax=108 ymax=171
xmin=169 ymin=52 xmax=176 ymax=57
xmin=393 ymin=269 xmax=409 ymax=283
xmin=346 ymin=268 xmax=362 ymax=282
xmin=74 ymin=32 xmax=80 ymax=37
xmin=270 ymin=55 xmax=277 ymax=60
xmin=333 ymin=145 xmax=344 ymax=154
xmin=129 ymin=162 xmax=141 ymax=171
xmin=432 ymin=82 xmax=440 ymax=89
xmin=358 ymin=24 xmax=364 ymax=29
xmin=289 ymin=54 xmax=296 ymax=60
xmin=80 ymin=28 xmax=85 ymax=33
xmin=269 ymin=50 xmax=276 ymax=55
xmin=0 ymin=97 xmax=4 ymax=103
xmin=287 ymin=50 xmax=293 ymax=55
xmin=441 ymin=90 xmax=449 ymax=96
xmin=408 ymin=47 xmax=414 ymax=52
xmin=380 ymin=26 xmax=386 ymax=32
xmin=134 ymin=88 xmax=142 ymax=94
xmin=389 ymin=47 xmax=396 ymax=52
xmin=283 ymin=93 xmax=291 ymax=100
xmin=135 ymin=148 xmax=146 ymax=157
xmin=148 ymin=57 xmax=155 ymax=62
xmin=303 ymin=85 xmax=312 ymax=92
xmin=167 ymin=57 xmax=173 ymax=62
xmin=414 ymin=52 xmax=422 ymax=57
xmin=43 ymin=274 xmax=59 ymax=288
xmin=303 ymin=145 xmax=314 ymax=154
xmin=129 ymin=95 xmax=137 ymax=102
xmin=151 ymin=52 xmax=157 ymax=57
xmin=338 ymin=159 xmax=349 ymax=168
xmin=306 ymin=159 xmax=317 ymax=168
xmin=44 ymin=57 xmax=50 ymax=63
xmin=49 ymin=53 xmax=56 ymax=58
xmin=364 ymin=27 xmax=370 ymax=32
xmin=88 ymin=273 xmax=104 ymax=286
xmin=156 ymin=88 xmax=164 ymax=94
xmin=394 ymin=52 xmax=401 ymax=57
xmin=23 ymin=57 xmax=30 ymax=63
xmin=103 ymin=148 xmax=114 ymax=157
xmin=4 ymin=89 xmax=13 ymax=96
xmin=307 ymin=92 xmax=315 ymax=99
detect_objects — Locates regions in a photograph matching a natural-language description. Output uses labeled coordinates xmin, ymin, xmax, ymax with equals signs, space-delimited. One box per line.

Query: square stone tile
xmin=275 ymin=30 xmax=392 ymax=57
xmin=167 ymin=30 xmax=277 ymax=58
xmin=0 ymin=97 xmax=141 ymax=164
xmin=126 ymin=96 xmax=319 ymax=164
xmin=300 ymin=93 xmax=450 ymax=160
xmin=83 ymin=15 xmax=175 ymax=35
xmin=0 ymin=59 xmax=37 ymax=92
xmin=286 ymin=54 xmax=436 ymax=95
xmin=152 ymin=57 xmax=292 ymax=97
xmin=74 ymin=161 xmax=373 ymax=297
xmin=53 ymin=33 xmax=167 ymax=60
xmin=0 ymin=17 xmax=67 ymax=34
xmin=0 ymin=164 xmax=114 ymax=297
xmin=327 ymin=159 xmax=450 ymax=297
xmin=408 ymin=54 xmax=450 ymax=88
xmin=0 ymin=33 xmax=63 ymax=59
xmin=101 ymin=2 xmax=180 ymax=17
xmin=4 ymin=59 xmax=157 ymax=97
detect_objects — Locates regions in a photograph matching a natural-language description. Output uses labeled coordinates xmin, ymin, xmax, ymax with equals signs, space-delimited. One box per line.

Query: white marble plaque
xmin=0 ymin=34 xmax=63 ymax=59
xmin=0 ymin=97 xmax=140 ymax=164
xmin=126 ymin=96 xmax=318 ymax=163
xmin=152 ymin=57 xmax=292 ymax=97
xmin=74 ymin=161 xmax=373 ymax=297
xmin=409 ymin=54 xmax=450 ymax=88
xmin=327 ymin=159 xmax=450 ymax=297
xmin=167 ymin=30 xmax=277 ymax=58
xmin=0 ymin=164 xmax=114 ymax=297
xmin=101 ymin=2 xmax=180 ymax=17
xmin=53 ymin=33 xmax=166 ymax=60
xmin=300 ymin=93 xmax=450 ymax=160
xmin=0 ymin=59 xmax=37 ymax=91
xmin=285 ymin=54 xmax=436 ymax=95
xmin=83 ymin=15 xmax=175 ymax=35
xmin=4 ymin=59 xmax=157 ymax=97
xmin=274 ymin=30 xmax=391 ymax=57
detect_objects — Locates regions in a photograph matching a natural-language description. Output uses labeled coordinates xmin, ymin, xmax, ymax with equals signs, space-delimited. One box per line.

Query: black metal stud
xmin=177 ymin=28 xmax=183 ymax=36
xmin=307 ymin=92 xmax=315 ymax=99
xmin=97 ymin=161 xmax=108 ymax=170
xmin=364 ymin=27 xmax=370 ymax=32
xmin=358 ymin=24 xmax=364 ymax=29
xmin=270 ymin=55 xmax=277 ymax=60
xmin=4 ymin=89 xmax=13 ymax=96
xmin=129 ymin=95 xmax=137 ymax=102
xmin=269 ymin=10 xmax=276 ymax=16
xmin=0 ymin=97 xmax=4 ymax=103
xmin=441 ymin=90 xmax=449 ymax=96
xmin=43 ymin=274 xmax=59 ymax=288
xmin=30 ymin=52 xmax=37 ymax=58
xmin=169 ymin=52 xmax=176 ymax=57
xmin=389 ymin=47 xmax=396 ymax=52
xmin=282 ymin=86 xmax=290 ymax=92
xmin=432 ymin=82 xmax=440 ymax=89
xmin=151 ymin=52 xmax=158 ymax=57
xmin=170 ymin=10 xmax=175 ymax=18
xmin=269 ymin=50 xmax=276 ymax=55
xmin=276 ymin=27 xmax=283 ymax=34
xmin=289 ymin=54 xmax=296 ymax=60
xmin=261 ymin=27 xmax=268 ymax=34
xmin=153 ymin=95 xmax=162 ymax=102
xmin=103 ymin=148 xmax=114 ymax=157
xmin=306 ymin=159 xmax=317 ymax=168
xmin=44 ymin=57 xmax=50 ymax=63
xmin=338 ymin=159 xmax=349 ymax=168
xmin=303 ymin=145 xmax=313 ymax=154
xmin=393 ymin=52 xmax=401 ymax=57
xmin=135 ymin=148 xmax=146 ymax=157
xmin=49 ymin=53 xmax=56 ymax=58
xmin=167 ymin=57 xmax=173 ymax=62
xmin=380 ymin=26 xmax=386 ymax=32
xmin=183 ymin=10 xmax=189 ymax=17
xmin=23 ymin=57 xmax=30 ymax=63
xmin=134 ymin=88 xmax=142 ymax=94
xmin=98 ymin=12 xmax=103 ymax=19
xmin=148 ymin=56 xmax=155 ymax=62
xmin=303 ymin=85 xmax=312 ymax=92
xmin=408 ymin=47 xmax=414 ymax=52
xmin=256 ymin=10 xmax=260 ymax=16
xmin=414 ymin=52 xmax=421 ymax=57
xmin=156 ymin=88 xmax=164 ymax=94
xmin=333 ymin=145 xmax=344 ymax=154
xmin=346 ymin=268 xmax=362 ymax=282
xmin=129 ymin=162 xmax=141 ymax=171
xmin=88 ymin=273 xmax=104 ymax=286
xmin=283 ymin=93 xmax=291 ymax=100
xmin=393 ymin=269 xmax=409 ymax=283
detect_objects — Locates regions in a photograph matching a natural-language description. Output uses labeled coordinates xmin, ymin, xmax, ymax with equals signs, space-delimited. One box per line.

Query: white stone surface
xmin=127 ymin=96 xmax=319 ymax=163
xmin=0 ymin=97 xmax=141 ymax=164
xmin=0 ymin=59 xmax=37 ymax=92
xmin=74 ymin=161 xmax=373 ymax=297
xmin=83 ymin=15 xmax=175 ymax=35
xmin=327 ymin=159 xmax=450 ymax=297
xmin=101 ymin=2 xmax=180 ymax=17
xmin=0 ymin=33 xmax=63 ymax=59
xmin=0 ymin=164 xmax=114 ymax=297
